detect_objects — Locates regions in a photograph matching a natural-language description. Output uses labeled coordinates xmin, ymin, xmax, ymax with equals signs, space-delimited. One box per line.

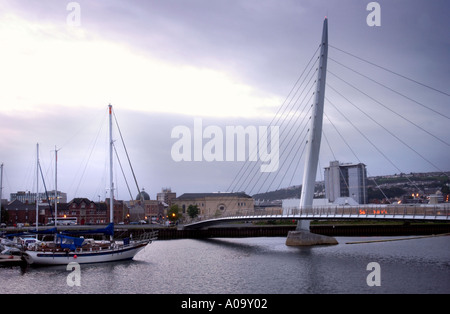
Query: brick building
xmin=4 ymin=200 xmax=52 ymax=226
xmin=129 ymin=190 xmax=165 ymax=222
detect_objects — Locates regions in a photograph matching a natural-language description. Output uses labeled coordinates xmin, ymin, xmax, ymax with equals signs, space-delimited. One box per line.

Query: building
xmin=157 ymin=188 xmax=177 ymax=207
xmin=4 ymin=196 xmax=132 ymax=226
xmin=10 ymin=190 xmax=67 ymax=204
xmin=4 ymin=200 xmax=52 ymax=226
xmin=173 ymin=192 xmax=254 ymax=218
xmin=129 ymin=189 xmax=165 ymax=222
xmin=46 ymin=190 xmax=68 ymax=204
xmin=324 ymin=161 xmax=368 ymax=204
xmin=59 ymin=198 xmax=108 ymax=225
xmin=105 ymin=198 xmax=129 ymax=224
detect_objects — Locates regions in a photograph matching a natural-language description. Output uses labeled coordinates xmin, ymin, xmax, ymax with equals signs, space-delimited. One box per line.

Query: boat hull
xmin=22 ymin=241 xmax=149 ymax=266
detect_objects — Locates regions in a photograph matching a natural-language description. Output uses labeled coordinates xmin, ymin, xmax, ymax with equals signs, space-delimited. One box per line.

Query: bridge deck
xmin=183 ymin=204 xmax=450 ymax=229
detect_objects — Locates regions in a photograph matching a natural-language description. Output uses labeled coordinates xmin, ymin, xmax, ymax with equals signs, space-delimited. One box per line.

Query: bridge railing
xmin=195 ymin=203 xmax=450 ymax=222
xmin=283 ymin=203 xmax=450 ymax=218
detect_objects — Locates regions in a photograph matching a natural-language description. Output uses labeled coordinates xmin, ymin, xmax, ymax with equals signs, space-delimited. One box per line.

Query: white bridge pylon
xmin=183 ymin=204 xmax=450 ymax=229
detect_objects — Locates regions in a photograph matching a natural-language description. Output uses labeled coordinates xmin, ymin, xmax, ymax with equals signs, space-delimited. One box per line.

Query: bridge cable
xmin=329 ymin=57 xmax=450 ymax=120
xmin=329 ymin=45 xmax=450 ymax=97
xmin=323 ymin=110 xmax=390 ymax=202
xmin=240 ymin=51 xmax=319 ymax=194
xmin=326 ymin=82 xmax=448 ymax=176
xmin=218 ymin=46 xmax=321 ymax=213
xmin=226 ymin=45 xmax=321 ymax=196
xmin=328 ymin=70 xmax=450 ymax=148
xmin=325 ymin=93 xmax=424 ymax=192
xmin=224 ymin=64 xmax=314 ymax=194
xmin=253 ymin=95 xmax=315 ymax=195
xmin=235 ymin=87 xmax=313 ymax=197
xmin=244 ymin=73 xmax=318 ymax=196
xmin=248 ymin=81 xmax=316 ymax=193
xmin=321 ymin=128 xmax=351 ymax=195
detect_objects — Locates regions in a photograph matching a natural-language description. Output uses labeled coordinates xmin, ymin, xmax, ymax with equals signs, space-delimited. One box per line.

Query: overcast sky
xmin=0 ymin=0 xmax=449 ymax=202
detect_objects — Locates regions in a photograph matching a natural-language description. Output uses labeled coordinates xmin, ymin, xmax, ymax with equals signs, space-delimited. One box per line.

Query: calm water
xmin=0 ymin=235 xmax=449 ymax=294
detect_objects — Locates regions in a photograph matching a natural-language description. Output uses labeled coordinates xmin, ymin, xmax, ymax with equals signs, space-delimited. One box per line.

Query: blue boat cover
xmin=5 ymin=224 xmax=114 ymax=241
xmin=57 ymin=234 xmax=85 ymax=251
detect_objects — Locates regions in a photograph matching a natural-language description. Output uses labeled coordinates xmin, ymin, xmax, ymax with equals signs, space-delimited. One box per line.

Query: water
xmin=1 ymin=235 xmax=449 ymax=294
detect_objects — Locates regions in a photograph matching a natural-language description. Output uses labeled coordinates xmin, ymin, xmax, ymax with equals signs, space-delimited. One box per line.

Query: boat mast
xmin=108 ymin=104 xmax=114 ymax=227
xmin=36 ymin=143 xmax=39 ymax=236
xmin=0 ymin=163 xmax=3 ymax=226
xmin=54 ymin=146 xmax=59 ymax=227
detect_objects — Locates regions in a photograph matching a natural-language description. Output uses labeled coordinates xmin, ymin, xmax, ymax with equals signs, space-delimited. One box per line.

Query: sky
xmin=0 ymin=0 xmax=449 ymax=202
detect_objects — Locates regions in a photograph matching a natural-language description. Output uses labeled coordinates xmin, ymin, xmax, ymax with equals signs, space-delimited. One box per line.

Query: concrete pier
xmin=285 ymin=230 xmax=338 ymax=246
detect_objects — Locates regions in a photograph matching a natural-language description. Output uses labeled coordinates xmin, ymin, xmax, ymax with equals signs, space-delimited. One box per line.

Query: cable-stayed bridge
xmin=183 ymin=18 xmax=449 ymax=236
xmin=183 ymin=203 xmax=450 ymax=229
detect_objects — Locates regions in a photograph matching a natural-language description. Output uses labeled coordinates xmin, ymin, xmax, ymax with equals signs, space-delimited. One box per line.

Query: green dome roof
xmin=136 ymin=189 xmax=150 ymax=201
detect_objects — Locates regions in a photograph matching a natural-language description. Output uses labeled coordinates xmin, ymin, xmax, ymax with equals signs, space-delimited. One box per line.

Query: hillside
xmin=252 ymin=171 xmax=450 ymax=202
xmin=252 ymin=186 xmax=301 ymax=202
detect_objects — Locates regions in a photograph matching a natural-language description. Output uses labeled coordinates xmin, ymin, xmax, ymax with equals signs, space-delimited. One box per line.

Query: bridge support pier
xmin=286 ymin=219 xmax=337 ymax=246
xmin=286 ymin=230 xmax=338 ymax=246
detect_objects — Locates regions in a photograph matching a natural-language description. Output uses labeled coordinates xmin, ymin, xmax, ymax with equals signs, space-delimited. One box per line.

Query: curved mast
xmin=298 ymin=17 xmax=328 ymax=230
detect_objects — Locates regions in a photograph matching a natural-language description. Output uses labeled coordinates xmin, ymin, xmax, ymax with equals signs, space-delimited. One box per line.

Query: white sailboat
xmin=22 ymin=105 xmax=156 ymax=265
xmin=21 ymin=226 xmax=154 ymax=265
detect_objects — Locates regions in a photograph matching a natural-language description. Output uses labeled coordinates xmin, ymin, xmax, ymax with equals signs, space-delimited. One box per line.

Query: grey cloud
xmin=1 ymin=0 xmax=449 ymax=201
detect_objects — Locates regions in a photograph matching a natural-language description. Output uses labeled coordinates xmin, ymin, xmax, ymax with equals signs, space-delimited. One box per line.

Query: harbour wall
xmin=4 ymin=223 xmax=450 ymax=240
xmin=123 ymin=223 xmax=450 ymax=240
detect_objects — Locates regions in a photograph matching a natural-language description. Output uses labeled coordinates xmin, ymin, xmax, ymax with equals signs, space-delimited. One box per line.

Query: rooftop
xmin=177 ymin=192 xmax=252 ymax=200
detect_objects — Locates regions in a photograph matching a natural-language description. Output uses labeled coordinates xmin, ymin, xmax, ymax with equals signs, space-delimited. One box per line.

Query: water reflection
xmin=1 ymin=236 xmax=449 ymax=294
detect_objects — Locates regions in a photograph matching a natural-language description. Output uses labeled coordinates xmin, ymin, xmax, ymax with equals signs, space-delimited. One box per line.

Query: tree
xmin=187 ymin=205 xmax=199 ymax=219
xmin=168 ymin=204 xmax=180 ymax=222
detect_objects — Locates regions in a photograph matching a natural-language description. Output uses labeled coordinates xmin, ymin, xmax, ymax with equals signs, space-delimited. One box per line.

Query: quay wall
xmin=122 ymin=223 xmax=450 ymax=240
xmin=4 ymin=223 xmax=450 ymax=240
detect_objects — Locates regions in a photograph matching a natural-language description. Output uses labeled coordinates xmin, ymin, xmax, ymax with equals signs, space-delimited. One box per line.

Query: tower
xmin=286 ymin=17 xmax=337 ymax=246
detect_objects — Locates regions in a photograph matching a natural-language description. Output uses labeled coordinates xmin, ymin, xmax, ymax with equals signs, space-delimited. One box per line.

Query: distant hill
xmin=252 ymin=171 xmax=449 ymax=202
xmin=252 ymin=186 xmax=301 ymax=202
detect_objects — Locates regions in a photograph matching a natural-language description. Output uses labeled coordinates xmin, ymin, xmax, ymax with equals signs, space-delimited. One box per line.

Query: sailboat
xmin=22 ymin=105 xmax=156 ymax=265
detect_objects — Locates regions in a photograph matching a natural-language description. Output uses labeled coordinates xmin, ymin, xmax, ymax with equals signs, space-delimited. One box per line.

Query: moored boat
xmin=22 ymin=228 xmax=156 ymax=265
xmin=22 ymin=104 xmax=157 ymax=265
